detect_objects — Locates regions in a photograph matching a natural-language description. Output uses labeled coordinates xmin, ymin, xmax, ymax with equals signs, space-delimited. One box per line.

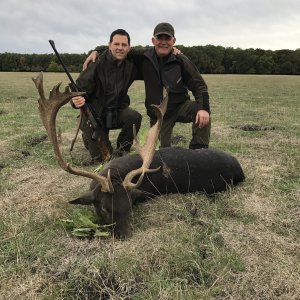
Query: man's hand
xmin=172 ymin=47 xmax=181 ymax=55
xmin=72 ymin=96 xmax=86 ymax=108
xmin=83 ymin=51 xmax=98 ymax=70
xmin=195 ymin=110 xmax=210 ymax=128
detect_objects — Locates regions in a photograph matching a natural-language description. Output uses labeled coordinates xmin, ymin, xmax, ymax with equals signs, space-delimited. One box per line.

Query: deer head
xmin=32 ymin=72 xmax=168 ymax=238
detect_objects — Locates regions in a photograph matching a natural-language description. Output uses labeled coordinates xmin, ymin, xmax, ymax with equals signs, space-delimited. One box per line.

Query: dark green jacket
xmin=130 ymin=47 xmax=210 ymax=119
xmin=76 ymin=50 xmax=138 ymax=118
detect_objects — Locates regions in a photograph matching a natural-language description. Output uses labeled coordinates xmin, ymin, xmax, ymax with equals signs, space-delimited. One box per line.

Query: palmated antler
xmin=122 ymin=89 xmax=169 ymax=189
xmin=32 ymin=72 xmax=114 ymax=193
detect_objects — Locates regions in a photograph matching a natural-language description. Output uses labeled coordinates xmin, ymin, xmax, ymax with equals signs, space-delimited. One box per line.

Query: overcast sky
xmin=1 ymin=0 xmax=299 ymax=54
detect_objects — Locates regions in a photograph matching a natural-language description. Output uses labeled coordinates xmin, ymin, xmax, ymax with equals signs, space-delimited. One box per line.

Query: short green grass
xmin=0 ymin=72 xmax=299 ymax=299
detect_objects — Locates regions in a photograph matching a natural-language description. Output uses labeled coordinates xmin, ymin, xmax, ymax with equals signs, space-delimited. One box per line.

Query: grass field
xmin=0 ymin=72 xmax=299 ymax=299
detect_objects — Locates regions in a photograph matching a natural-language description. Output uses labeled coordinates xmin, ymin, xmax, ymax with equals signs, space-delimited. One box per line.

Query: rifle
xmin=49 ymin=40 xmax=111 ymax=160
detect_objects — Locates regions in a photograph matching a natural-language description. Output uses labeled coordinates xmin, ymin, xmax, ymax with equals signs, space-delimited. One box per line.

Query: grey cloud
xmin=0 ymin=0 xmax=299 ymax=53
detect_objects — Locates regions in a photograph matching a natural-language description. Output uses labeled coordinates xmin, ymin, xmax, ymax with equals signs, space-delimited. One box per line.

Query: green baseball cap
xmin=153 ymin=22 xmax=175 ymax=37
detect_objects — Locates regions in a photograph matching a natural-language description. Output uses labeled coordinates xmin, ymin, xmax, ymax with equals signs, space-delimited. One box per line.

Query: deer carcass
xmin=33 ymin=73 xmax=245 ymax=238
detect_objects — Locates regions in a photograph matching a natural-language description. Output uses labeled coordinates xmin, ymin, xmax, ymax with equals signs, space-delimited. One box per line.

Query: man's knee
xmin=131 ymin=110 xmax=142 ymax=127
xmin=122 ymin=109 xmax=142 ymax=130
xmin=125 ymin=108 xmax=142 ymax=122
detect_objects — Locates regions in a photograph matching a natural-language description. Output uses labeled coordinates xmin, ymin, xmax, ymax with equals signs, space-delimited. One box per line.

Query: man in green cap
xmin=84 ymin=22 xmax=211 ymax=149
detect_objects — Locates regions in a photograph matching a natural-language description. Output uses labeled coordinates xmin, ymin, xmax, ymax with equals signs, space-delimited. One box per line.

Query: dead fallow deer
xmin=33 ymin=72 xmax=245 ymax=238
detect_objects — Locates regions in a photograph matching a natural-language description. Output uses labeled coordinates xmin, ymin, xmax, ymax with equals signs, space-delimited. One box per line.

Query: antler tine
xmin=32 ymin=72 xmax=46 ymax=100
xmin=32 ymin=72 xmax=114 ymax=194
xmin=123 ymin=88 xmax=169 ymax=190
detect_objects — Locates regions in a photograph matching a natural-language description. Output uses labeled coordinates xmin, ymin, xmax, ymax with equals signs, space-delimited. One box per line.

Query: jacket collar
xmin=100 ymin=49 xmax=126 ymax=66
xmin=145 ymin=47 xmax=177 ymax=64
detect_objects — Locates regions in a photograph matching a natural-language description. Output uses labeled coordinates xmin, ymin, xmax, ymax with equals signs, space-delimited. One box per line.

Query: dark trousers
xmin=82 ymin=107 xmax=142 ymax=160
xmin=151 ymin=100 xmax=211 ymax=149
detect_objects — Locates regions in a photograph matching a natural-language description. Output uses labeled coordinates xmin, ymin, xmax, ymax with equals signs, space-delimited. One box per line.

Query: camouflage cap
xmin=153 ymin=22 xmax=175 ymax=37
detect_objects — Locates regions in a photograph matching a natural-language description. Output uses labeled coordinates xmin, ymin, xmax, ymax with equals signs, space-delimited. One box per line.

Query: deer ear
xmin=129 ymin=189 xmax=146 ymax=203
xmin=69 ymin=191 xmax=95 ymax=205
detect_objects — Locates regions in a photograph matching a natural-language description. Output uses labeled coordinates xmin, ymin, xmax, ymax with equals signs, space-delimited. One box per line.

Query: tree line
xmin=0 ymin=45 xmax=299 ymax=74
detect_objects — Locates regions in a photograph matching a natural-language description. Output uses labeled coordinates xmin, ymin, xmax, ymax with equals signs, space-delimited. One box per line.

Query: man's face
xmin=108 ymin=34 xmax=130 ymax=61
xmin=152 ymin=34 xmax=176 ymax=57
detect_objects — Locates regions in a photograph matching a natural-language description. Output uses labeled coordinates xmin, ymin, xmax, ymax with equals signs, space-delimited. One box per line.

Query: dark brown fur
xmin=70 ymin=147 xmax=245 ymax=238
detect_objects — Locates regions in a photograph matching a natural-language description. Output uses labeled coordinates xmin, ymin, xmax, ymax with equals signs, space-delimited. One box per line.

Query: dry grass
xmin=0 ymin=72 xmax=299 ymax=299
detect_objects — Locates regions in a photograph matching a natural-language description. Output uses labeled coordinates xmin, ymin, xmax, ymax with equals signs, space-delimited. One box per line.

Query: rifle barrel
xmin=49 ymin=40 xmax=75 ymax=85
